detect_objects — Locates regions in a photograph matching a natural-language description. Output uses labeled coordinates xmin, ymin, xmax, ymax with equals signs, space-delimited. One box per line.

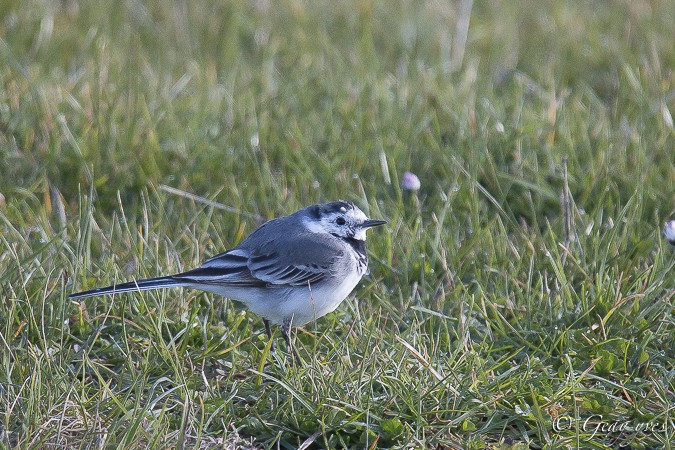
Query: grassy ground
xmin=1 ymin=0 xmax=674 ymax=448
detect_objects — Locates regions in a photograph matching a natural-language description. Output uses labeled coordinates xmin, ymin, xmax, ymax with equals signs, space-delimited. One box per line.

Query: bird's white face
xmin=302 ymin=201 xmax=384 ymax=241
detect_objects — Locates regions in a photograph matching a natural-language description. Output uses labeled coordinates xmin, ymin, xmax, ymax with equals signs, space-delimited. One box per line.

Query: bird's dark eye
xmin=336 ymin=217 xmax=346 ymax=225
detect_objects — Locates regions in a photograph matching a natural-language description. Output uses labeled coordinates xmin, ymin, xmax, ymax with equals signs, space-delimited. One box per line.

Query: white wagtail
xmin=69 ymin=200 xmax=386 ymax=360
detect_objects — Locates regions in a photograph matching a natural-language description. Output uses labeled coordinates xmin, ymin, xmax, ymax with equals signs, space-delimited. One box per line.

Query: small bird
xmin=69 ymin=200 xmax=386 ymax=361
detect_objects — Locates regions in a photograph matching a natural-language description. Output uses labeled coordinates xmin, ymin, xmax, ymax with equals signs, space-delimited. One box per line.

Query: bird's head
xmin=302 ymin=200 xmax=386 ymax=241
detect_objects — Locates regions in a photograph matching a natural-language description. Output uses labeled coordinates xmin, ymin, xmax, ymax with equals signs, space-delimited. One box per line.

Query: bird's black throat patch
xmin=333 ymin=234 xmax=368 ymax=271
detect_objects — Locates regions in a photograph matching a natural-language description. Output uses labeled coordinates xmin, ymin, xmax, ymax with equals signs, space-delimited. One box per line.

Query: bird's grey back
xmin=206 ymin=207 xmax=348 ymax=269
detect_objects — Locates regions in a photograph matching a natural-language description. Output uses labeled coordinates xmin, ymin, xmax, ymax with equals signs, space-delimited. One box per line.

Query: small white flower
xmin=664 ymin=220 xmax=675 ymax=246
xmin=401 ymin=171 xmax=421 ymax=191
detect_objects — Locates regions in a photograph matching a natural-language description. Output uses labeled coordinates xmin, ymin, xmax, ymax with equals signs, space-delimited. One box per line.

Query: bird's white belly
xmin=193 ymin=273 xmax=363 ymax=326
xmin=279 ymin=274 xmax=362 ymax=326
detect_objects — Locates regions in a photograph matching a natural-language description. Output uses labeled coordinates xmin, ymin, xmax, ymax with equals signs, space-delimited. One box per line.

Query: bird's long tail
xmin=68 ymin=276 xmax=182 ymax=299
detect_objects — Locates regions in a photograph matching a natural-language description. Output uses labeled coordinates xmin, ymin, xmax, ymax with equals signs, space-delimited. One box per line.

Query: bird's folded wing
xmin=246 ymin=253 xmax=327 ymax=286
xmin=174 ymin=242 xmax=336 ymax=287
xmin=174 ymin=251 xmax=264 ymax=287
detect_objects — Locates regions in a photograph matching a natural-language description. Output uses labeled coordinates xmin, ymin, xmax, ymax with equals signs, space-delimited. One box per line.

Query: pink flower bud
xmin=665 ymin=220 xmax=675 ymax=246
xmin=401 ymin=171 xmax=421 ymax=191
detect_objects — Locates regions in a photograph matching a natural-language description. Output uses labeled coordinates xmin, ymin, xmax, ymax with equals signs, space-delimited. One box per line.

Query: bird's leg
xmin=281 ymin=317 xmax=299 ymax=365
xmin=263 ymin=319 xmax=276 ymax=353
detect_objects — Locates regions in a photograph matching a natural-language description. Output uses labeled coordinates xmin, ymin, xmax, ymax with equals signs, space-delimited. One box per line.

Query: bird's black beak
xmin=361 ymin=219 xmax=387 ymax=228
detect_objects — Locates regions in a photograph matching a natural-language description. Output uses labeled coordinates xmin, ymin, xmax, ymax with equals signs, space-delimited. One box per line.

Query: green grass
xmin=1 ymin=0 xmax=674 ymax=448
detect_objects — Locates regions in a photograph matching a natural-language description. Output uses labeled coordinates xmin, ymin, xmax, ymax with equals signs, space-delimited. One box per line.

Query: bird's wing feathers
xmin=173 ymin=233 xmax=343 ymax=288
xmin=174 ymin=252 xmax=265 ymax=287
xmin=247 ymin=253 xmax=328 ymax=286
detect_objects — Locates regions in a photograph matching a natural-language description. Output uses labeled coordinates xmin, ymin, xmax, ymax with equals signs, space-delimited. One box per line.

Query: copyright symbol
xmin=553 ymin=416 xmax=572 ymax=432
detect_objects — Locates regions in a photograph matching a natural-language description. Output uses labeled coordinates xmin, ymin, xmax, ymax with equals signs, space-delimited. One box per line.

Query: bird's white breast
xmin=193 ymin=265 xmax=364 ymax=327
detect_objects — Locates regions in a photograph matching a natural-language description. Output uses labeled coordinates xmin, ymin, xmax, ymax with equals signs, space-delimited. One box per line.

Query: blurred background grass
xmin=0 ymin=0 xmax=674 ymax=448
xmin=2 ymin=0 xmax=673 ymax=215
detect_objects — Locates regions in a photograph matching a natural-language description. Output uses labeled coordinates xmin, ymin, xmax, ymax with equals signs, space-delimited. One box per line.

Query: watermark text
xmin=552 ymin=414 xmax=665 ymax=443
